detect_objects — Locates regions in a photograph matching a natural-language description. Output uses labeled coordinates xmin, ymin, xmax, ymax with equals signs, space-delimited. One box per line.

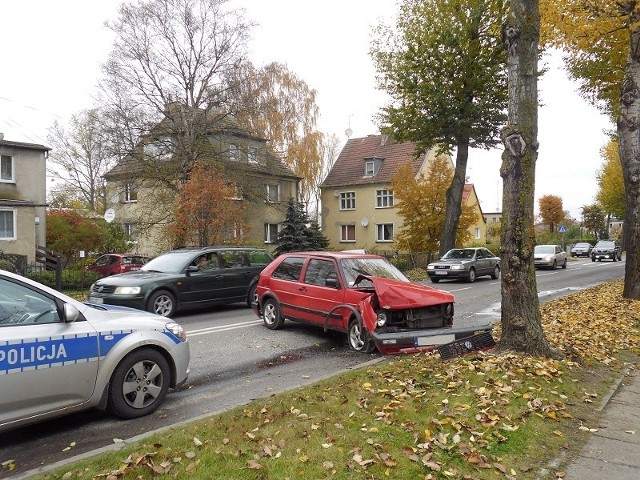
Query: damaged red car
xmin=252 ymin=251 xmax=491 ymax=354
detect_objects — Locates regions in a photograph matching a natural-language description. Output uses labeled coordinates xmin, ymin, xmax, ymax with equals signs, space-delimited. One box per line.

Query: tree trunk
xmin=498 ymin=0 xmax=556 ymax=357
xmin=618 ymin=23 xmax=640 ymax=300
xmin=439 ymin=140 xmax=469 ymax=257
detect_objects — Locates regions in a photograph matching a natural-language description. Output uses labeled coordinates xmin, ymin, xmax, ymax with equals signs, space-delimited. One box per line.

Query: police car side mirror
xmin=63 ymin=303 xmax=80 ymax=323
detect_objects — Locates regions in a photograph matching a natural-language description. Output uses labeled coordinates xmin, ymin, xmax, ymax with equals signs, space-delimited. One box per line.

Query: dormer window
xmin=143 ymin=137 xmax=173 ymax=159
xmin=364 ymin=157 xmax=383 ymax=177
xmin=365 ymin=161 xmax=375 ymax=176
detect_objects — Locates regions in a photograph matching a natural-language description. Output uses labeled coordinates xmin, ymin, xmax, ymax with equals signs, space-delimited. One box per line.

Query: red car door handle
xmin=299 ymin=286 xmax=306 ymax=291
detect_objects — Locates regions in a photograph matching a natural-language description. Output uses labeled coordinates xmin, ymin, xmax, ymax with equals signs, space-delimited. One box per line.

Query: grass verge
xmin=26 ymin=280 xmax=640 ymax=479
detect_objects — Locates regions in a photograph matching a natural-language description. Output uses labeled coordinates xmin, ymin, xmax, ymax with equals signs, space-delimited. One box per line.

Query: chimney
xmin=380 ymin=134 xmax=388 ymax=146
xmin=0 ymin=132 xmax=4 ymax=141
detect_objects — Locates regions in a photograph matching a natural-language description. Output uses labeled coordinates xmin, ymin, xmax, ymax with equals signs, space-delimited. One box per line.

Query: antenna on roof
xmin=345 ymin=114 xmax=353 ymax=138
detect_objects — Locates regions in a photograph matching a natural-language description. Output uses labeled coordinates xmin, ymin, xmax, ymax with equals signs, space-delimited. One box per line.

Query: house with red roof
xmin=320 ymin=134 xmax=486 ymax=253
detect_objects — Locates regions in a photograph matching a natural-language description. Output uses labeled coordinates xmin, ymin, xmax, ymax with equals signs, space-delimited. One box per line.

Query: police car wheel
xmin=148 ymin=290 xmax=176 ymax=318
xmin=107 ymin=348 xmax=170 ymax=419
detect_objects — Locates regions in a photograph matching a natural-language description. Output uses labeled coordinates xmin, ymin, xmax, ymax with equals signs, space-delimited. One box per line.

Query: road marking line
xmin=188 ymin=320 xmax=262 ymax=337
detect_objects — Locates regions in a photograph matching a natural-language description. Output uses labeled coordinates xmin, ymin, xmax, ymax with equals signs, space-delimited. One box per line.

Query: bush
xmin=26 ymin=268 xmax=100 ymax=290
xmin=0 ymin=258 xmax=16 ymax=272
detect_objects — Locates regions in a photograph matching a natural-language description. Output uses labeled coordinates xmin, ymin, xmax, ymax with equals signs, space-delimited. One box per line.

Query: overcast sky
xmin=1 ymin=0 xmax=612 ymax=219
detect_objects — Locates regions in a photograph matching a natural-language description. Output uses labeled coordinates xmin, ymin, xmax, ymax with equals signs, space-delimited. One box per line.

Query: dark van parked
xmin=88 ymin=246 xmax=273 ymax=317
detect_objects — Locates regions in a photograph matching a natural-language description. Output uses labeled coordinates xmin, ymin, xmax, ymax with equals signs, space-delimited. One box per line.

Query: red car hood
xmin=355 ymin=275 xmax=454 ymax=309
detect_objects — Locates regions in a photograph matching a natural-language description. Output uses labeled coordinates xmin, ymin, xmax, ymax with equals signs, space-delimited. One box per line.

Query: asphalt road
xmin=0 ymin=257 xmax=625 ymax=479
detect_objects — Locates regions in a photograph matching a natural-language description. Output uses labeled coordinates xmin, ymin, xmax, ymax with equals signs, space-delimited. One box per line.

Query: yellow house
xmin=103 ymin=111 xmax=300 ymax=256
xmin=320 ymin=134 xmax=486 ymax=252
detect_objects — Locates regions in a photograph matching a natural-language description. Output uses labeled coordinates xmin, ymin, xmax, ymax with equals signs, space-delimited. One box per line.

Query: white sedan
xmin=0 ymin=269 xmax=190 ymax=433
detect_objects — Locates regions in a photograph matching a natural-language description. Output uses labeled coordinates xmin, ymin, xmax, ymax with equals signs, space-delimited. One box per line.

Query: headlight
xmin=450 ymin=264 xmax=463 ymax=270
xmin=427 ymin=265 xmax=435 ymax=270
xmin=166 ymin=322 xmax=187 ymax=342
xmin=376 ymin=311 xmax=388 ymax=327
xmin=114 ymin=286 xmax=141 ymax=294
xmin=545 ymin=256 xmax=553 ymax=261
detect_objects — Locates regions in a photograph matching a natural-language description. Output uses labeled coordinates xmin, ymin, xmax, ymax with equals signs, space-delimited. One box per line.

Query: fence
xmin=1 ymin=247 xmax=99 ymax=300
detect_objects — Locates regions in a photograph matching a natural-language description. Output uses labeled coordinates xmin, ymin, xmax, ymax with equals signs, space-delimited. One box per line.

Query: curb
xmin=9 ymin=356 xmax=387 ymax=479
xmin=534 ymin=362 xmax=637 ymax=480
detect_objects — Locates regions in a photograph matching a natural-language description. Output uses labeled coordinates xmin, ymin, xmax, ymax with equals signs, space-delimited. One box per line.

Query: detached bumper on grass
xmin=369 ymin=323 xmax=495 ymax=355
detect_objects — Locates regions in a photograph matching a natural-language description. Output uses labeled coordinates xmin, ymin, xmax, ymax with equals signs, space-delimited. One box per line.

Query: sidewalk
xmin=563 ymin=365 xmax=639 ymax=480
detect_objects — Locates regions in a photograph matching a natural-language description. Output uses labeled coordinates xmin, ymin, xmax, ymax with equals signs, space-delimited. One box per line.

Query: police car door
xmin=0 ymin=277 xmax=99 ymax=427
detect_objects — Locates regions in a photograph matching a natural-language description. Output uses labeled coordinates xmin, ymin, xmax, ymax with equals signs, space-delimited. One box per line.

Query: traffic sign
xmin=558 ymin=225 xmax=566 ymax=233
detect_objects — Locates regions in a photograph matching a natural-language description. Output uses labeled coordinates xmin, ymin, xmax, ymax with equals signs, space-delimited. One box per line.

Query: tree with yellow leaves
xmin=391 ymin=156 xmax=475 ymax=255
xmin=596 ymin=138 xmax=626 ymax=220
xmin=540 ymin=1 xmax=640 ymax=299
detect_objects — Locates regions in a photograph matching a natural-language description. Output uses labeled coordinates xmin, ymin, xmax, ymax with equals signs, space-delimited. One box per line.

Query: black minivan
xmin=88 ymin=246 xmax=273 ymax=317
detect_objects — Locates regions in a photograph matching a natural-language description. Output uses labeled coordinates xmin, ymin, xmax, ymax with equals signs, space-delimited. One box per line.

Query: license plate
xmin=416 ymin=334 xmax=455 ymax=346
xmin=435 ymin=271 xmax=448 ymax=275
xmin=89 ymin=296 xmax=103 ymax=304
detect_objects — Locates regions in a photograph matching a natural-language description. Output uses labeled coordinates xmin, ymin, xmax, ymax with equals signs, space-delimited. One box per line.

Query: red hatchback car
xmin=86 ymin=253 xmax=149 ymax=277
xmin=252 ymin=251 xmax=491 ymax=355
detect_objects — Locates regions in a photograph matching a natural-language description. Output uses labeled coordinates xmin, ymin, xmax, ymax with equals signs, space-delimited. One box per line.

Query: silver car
xmin=427 ymin=247 xmax=501 ymax=283
xmin=534 ymin=244 xmax=567 ymax=269
xmin=0 ymin=269 xmax=190 ymax=433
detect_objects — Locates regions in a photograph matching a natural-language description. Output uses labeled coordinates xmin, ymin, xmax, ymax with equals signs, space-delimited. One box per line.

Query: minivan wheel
xmin=107 ymin=348 xmax=170 ymax=419
xmin=491 ymin=265 xmax=500 ymax=279
xmin=262 ymin=298 xmax=284 ymax=330
xmin=247 ymin=282 xmax=258 ymax=307
xmin=348 ymin=319 xmax=376 ymax=353
xmin=147 ymin=290 xmax=176 ymax=318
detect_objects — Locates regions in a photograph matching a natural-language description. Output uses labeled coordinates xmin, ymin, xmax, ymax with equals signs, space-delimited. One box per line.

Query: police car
xmin=0 ymin=269 xmax=190 ymax=433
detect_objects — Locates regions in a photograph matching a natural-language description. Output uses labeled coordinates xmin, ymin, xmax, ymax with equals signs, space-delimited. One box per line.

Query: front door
xmin=295 ymin=258 xmax=346 ymax=328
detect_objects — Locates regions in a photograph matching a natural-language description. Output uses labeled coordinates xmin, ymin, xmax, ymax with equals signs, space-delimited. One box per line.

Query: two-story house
xmin=103 ymin=110 xmax=300 ymax=256
xmin=0 ymin=134 xmax=49 ymax=264
xmin=320 ymin=134 xmax=486 ymax=252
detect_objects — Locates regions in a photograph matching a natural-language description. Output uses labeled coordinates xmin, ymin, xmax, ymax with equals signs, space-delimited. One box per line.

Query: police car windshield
xmin=141 ymin=251 xmax=197 ymax=273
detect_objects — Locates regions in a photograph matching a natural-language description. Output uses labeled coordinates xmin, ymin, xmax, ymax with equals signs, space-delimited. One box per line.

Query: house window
xmin=266 ymin=184 xmax=280 ymax=203
xmin=248 ymin=146 xmax=258 ymax=164
xmin=340 ymin=224 xmax=355 ymax=242
xmin=228 ymin=183 xmax=243 ymax=201
xmin=125 ymin=182 xmax=138 ymax=202
xmin=124 ymin=223 xmax=138 ymax=242
xmin=339 ymin=192 xmax=355 ymax=210
xmin=376 ymin=223 xmax=394 ymax=242
xmin=234 ymin=223 xmax=244 ymax=239
xmin=264 ymin=223 xmax=280 ymax=243
xmin=229 ymin=144 xmax=239 ymax=161
xmin=1 ymin=155 xmax=14 ymax=182
xmin=365 ymin=161 xmax=375 ymax=176
xmin=0 ymin=209 xmax=16 ymax=239
xmin=475 ymin=228 xmax=481 ymax=239
xmin=376 ymin=189 xmax=394 ymax=208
